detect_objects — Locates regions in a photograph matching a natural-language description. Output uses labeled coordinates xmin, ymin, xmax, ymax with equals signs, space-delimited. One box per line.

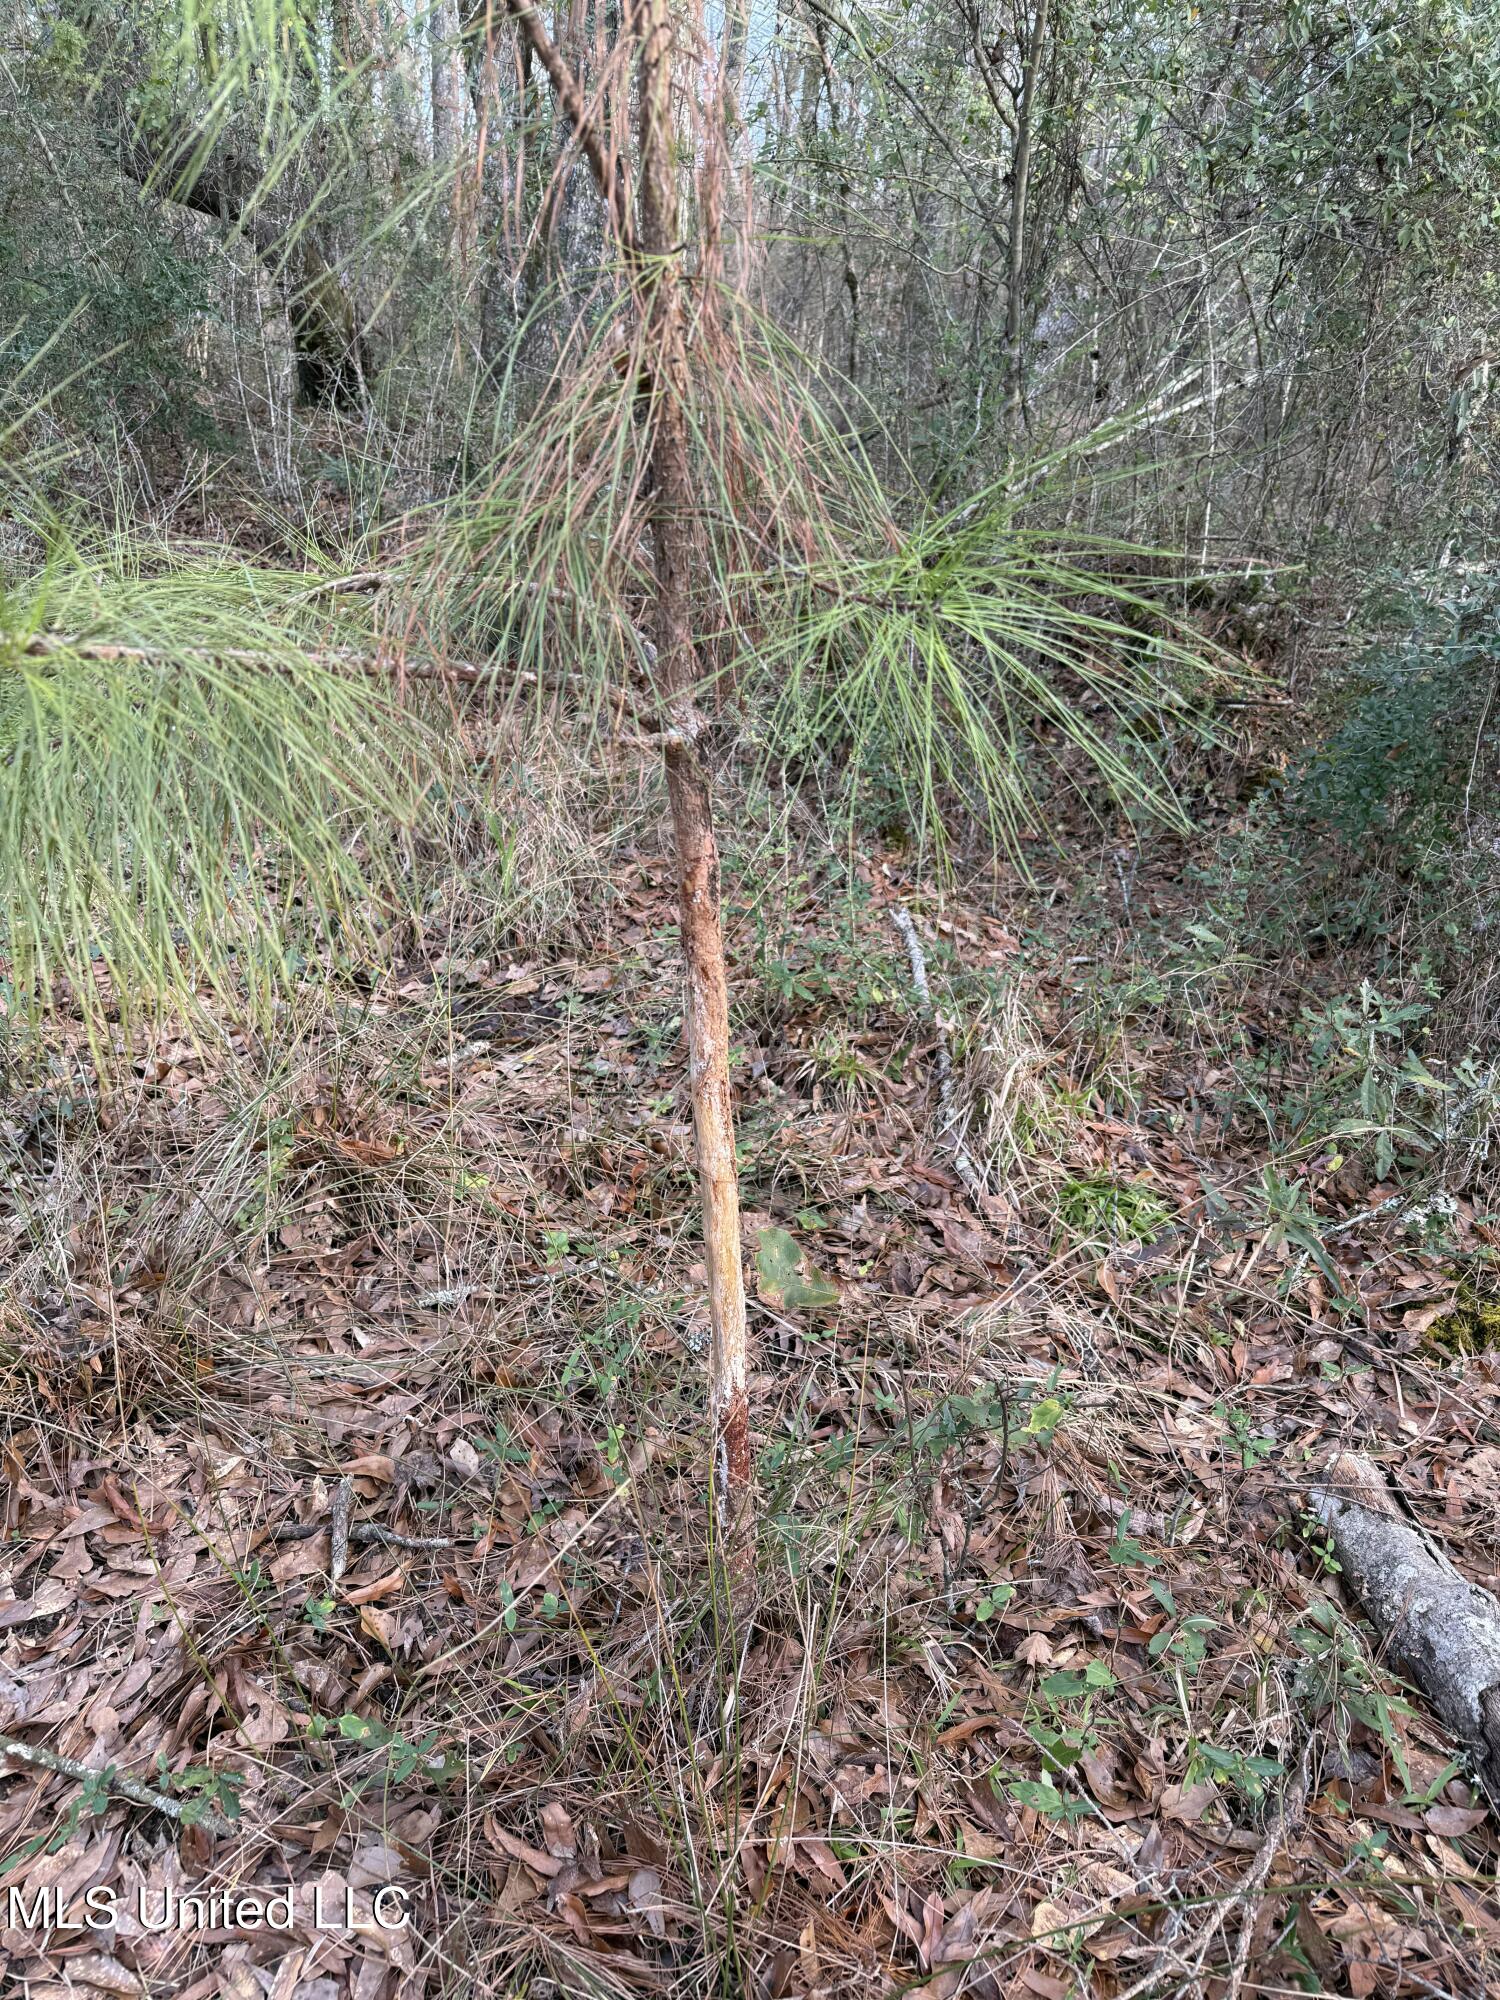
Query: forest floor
xmin=1 ymin=682 xmax=1498 ymax=1999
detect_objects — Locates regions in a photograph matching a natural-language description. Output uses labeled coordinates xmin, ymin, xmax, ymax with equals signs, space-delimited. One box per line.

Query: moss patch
xmin=1426 ymin=1282 xmax=1500 ymax=1357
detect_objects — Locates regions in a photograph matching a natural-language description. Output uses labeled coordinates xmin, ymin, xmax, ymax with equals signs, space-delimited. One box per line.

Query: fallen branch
xmin=0 ymin=1731 xmax=237 ymax=1838
xmin=269 ymin=1519 xmax=461 ymax=1554
xmin=1223 ymin=1745 xmax=1310 ymax=2000
xmin=1310 ymin=1451 xmax=1500 ymax=1806
xmin=329 ymin=1475 xmax=354 ymax=1587
xmin=891 ymin=906 xmax=988 ymax=1205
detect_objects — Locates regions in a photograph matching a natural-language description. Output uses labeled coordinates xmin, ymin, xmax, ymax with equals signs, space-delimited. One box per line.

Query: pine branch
xmin=18 ymin=633 xmax=658 ymax=728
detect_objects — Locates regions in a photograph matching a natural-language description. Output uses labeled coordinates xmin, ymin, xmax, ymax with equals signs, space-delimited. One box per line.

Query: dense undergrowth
xmin=2 ymin=593 xmax=1497 ymax=1993
xmin=4 ymin=4 xmax=1500 ymax=1991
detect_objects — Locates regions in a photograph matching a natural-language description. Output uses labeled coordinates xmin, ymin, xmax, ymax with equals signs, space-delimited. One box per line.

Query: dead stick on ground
xmin=891 ymin=906 xmax=988 ymax=1205
xmin=271 ymin=1520 xmax=460 ymax=1554
xmin=1222 ymin=1746 xmax=1310 ymax=2000
xmin=0 ymin=1732 xmax=236 ymax=1839
xmin=329 ymin=1475 xmax=354 ymax=1588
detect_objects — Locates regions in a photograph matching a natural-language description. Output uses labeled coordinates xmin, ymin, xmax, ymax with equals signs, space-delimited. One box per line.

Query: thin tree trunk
xmin=431 ymin=0 xmax=466 ymax=165
xmin=462 ymin=1 xmax=515 ymax=368
xmin=636 ymin=0 xmax=753 ymax=1549
xmin=807 ymin=8 xmax=859 ymax=385
xmin=431 ymin=0 xmax=473 ymax=365
xmin=503 ymin=0 xmax=754 ymax=1549
xmin=1001 ymin=0 xmax=1050 ymax=437
xmin=718 ymin=0 xmax=753 ymax=259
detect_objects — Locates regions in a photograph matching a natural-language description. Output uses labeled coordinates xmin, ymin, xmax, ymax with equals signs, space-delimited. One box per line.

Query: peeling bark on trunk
xmin=637 ymin=0 xmax=753 ymax=1551
xmin=1310 ymin=1452 xmax=1500 ymax=1804
xmin=503 ymin=0 xmax=754 ymax=1551
xmin=662 ymin=739 xmax=753 ymax=1538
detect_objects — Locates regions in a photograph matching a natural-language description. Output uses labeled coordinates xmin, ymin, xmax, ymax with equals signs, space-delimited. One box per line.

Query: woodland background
xmin=3 ymin=3 xmax=1500 ymax=1997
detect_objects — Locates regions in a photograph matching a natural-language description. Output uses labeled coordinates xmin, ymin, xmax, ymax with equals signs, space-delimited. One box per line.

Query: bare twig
xmin=294 ymin=570 xmax=396 ymax=598
xmin=503 ymin=0 xmax=633 ymax=249
xmin=1114 ymin=1743 xmax=1307 ymax=2000
xmin=891 ymin=905 xmax=988 ymax=1205
xmin=1223 ymin=1746 xmax=1311 ymax=2000
xmin=414 ymin=1475 xmax=635 ymax=1679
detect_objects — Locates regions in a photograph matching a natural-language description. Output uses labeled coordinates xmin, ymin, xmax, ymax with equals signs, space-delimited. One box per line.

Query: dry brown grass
xmin=1 ymin=767 xmax=1498 ymax=1999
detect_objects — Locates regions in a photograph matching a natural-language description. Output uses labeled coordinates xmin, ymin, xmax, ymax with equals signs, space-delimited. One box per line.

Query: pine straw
xmin=0 ymin=821 xmax=1498 ymax=1999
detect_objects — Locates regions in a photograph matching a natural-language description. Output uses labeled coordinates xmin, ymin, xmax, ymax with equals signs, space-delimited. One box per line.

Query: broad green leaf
xmin=754 ymin=1226 xmax=840 ymax=1314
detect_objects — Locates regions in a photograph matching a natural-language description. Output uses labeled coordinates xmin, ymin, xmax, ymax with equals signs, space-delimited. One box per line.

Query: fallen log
xmin=1309 ymin=1451 xmax=1500 ymax=1804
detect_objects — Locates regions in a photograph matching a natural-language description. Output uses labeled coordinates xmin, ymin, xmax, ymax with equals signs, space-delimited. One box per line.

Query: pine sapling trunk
xmin=501 ymin=0 xmax=755 ymax=1551
xmin=636 ymin=0 xmax=753 ymax=1550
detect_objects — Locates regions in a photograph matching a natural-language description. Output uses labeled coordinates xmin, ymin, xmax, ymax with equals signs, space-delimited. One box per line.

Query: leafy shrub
xmin=0 ymin=105 xmax=217 ymax=448
xmin=1288 ymin=573 xmax=1497 ymax=851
